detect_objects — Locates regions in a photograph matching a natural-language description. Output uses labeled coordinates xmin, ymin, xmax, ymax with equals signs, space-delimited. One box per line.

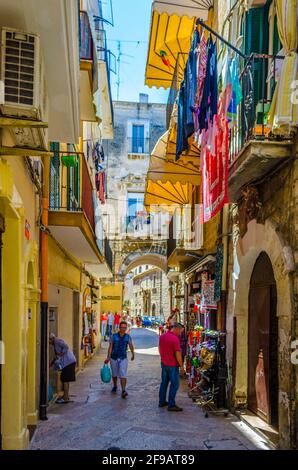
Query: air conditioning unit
xmin=0 ymin=27 xmax=49 ymax=150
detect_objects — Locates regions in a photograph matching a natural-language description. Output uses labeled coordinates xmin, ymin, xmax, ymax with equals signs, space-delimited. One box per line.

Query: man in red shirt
xmin=114 ymin=312 xmax=121 ymax=332
xmin=101 ymin=312 xmax=108 ymax=340
xmin=158 ymin=323 xmax=184 ymax=411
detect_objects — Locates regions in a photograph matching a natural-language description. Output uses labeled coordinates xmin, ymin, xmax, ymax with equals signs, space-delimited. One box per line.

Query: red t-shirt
xmin=159 ymin=331 xmax=181 ymax=367
xmin=101 ymin=313 xmax=108 ymax=322
xmin=114 ymin=313 xmax=121 ymax=325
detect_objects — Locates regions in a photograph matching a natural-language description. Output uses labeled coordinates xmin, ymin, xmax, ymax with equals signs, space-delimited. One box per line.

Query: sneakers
xmin=158 ymin=401 xmax=168 ymax=408
xmin=121 ymin=391 xmax=128 ymax=399
xmin=168 ymin=405 xmax=183 ymax=412
xmin=111 ymin=386 xmax=117 ymax=393
xmin=56 ymin=397 xmax=69 ymax=404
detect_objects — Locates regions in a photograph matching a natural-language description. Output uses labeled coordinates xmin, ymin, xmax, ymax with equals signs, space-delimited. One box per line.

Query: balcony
xmin=93 ymin=22 xmax=115 ymax=138
xmin=48 ymin=144 xmax=104 ymax=265
xmin=228 ymin=53 xmax=293 ymax=201
xmin=167 ymin=208 xmax=203 ymax=269
xmin=79 ymin=10 xmax=98 ymax=121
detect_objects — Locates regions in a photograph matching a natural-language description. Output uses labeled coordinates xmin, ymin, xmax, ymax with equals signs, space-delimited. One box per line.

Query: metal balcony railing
xmin=49 ymin=144 xmax=95 ymax=232
xmin=229 ymin=53 xmax=285 ymax=164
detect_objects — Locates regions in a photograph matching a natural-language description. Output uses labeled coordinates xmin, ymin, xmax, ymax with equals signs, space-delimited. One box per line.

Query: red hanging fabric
xmin=202 ymin=110 xmax=229 ymax=223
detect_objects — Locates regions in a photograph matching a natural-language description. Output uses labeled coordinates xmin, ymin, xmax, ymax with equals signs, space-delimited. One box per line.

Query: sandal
xmin=121 ymin=391 xmax=128 ymax=399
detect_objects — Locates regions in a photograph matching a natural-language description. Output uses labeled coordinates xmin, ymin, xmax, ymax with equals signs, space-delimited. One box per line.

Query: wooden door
xmin=248 ymin=252 xmax=278 ymax=427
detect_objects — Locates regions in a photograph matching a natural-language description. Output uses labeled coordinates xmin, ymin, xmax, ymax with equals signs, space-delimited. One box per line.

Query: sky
xmin=105 ymin=0 xmax=168 ymax=103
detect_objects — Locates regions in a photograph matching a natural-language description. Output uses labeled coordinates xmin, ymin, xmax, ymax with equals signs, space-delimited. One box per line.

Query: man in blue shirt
xmin=105 ymin=321 xmax=135 ymax=398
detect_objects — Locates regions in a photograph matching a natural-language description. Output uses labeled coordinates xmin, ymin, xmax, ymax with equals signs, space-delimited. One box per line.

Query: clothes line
xmin=196 ymin=18 xmax=247 ymax=59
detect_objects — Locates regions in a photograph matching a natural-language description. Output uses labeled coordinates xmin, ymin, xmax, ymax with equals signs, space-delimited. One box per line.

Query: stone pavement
xmin=30 ymin=328 xmax=270 ymax=450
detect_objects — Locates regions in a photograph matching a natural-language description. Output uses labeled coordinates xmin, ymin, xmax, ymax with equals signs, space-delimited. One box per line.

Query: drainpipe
xmin=221 ymin=204 xmax=230 ymax=335
xmin=0 ymin=215 xmax=4 ymax=449
xmin=39 ymin=157 xmax=50 ymax=421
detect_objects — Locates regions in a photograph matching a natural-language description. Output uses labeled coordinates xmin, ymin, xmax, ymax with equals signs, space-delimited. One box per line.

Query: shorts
xmin=110 ymin=358 xmax=128 ymax=379
xmin=61 ymin=362 xmax=76 ymax=383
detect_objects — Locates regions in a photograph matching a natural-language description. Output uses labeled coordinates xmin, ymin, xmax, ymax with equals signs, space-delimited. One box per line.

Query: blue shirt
xmin=110 ymin=333 xmax=132 ymax=360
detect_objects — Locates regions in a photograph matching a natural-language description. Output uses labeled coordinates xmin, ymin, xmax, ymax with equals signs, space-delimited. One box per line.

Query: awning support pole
xmin=196 ymin=18 xmax=247 ymax=59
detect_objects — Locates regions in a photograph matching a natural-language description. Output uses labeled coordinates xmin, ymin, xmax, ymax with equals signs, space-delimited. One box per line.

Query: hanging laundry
xmin=194 ymin=34 xmax=208 ymax=133
xmin=219 ymin=55 xmax=233 ymax=116
xmin=176 ymin=80 xmax=189 ymax=160
xmin=227 ymin=57 xmax=242 ymax=125
xmin=202 ymin=102 xmax=229 ymax=223
xmin=198 ymin=38 xmax=218 ymax=131
xmin=185 ymin=29 xmax=200 ymax=137
xmin=98 ymin=171 xmax=105 ymax=204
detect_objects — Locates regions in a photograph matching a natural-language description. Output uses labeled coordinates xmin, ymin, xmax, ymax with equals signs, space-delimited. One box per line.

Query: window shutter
xmin=244 ymin=6 xmax=269 ymax=109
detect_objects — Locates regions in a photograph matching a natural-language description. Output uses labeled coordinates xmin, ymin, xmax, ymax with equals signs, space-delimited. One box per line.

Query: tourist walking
xmin=49 ymin=333 xmax=76 ymax=404
xmin=101 ymin=311 xmax=108 ymax=339
xmin=105 ymin=321 xmax=135 ymax=399
xmin=158 ymin=323 xmax=184 ymax=411
xmin=107 ymin=311 xmax=114 ymax=338
xmin=114 ymin=311 xmax=121 ymax=332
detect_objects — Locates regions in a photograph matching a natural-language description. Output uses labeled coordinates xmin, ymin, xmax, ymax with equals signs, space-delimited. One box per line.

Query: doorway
xmin=73 ymin=291 xmax=80 ymax=364
xmin=248 ymin=252 xmax=278 ymax=428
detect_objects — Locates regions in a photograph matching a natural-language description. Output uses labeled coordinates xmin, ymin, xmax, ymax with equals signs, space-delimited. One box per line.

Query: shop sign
xmin=202 ymin=280 xmax=217 ymax=309
xmin=100 ymin=296 xmax=121 ymax=300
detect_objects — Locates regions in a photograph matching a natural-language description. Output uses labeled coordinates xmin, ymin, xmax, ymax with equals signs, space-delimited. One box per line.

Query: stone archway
xmin=119 ymin=253 xmax=167 ymax=278
xmin=228 ymin=219 xmax=294 ymax=448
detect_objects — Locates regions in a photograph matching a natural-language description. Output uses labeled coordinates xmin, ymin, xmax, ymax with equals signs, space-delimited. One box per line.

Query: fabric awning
xmin=145 ymin=1 xmax=213 ymax=89
xmin=144 ymin=179 xmax=193 ymax=212
xmin=145 ymin=128 xmax=201 ymax=213
xmin=147 ymin=130 xmax=200 ymax=185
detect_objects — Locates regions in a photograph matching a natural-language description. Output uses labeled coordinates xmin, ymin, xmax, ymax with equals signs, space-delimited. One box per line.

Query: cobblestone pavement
xmin=30 ymin=328 xmax=270 ymax=450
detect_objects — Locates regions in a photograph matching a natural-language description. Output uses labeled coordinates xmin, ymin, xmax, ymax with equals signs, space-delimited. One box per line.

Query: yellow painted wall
xmin=0 ymin=149 xmax=40 ymax=449
xmin=48 ymin=237 xmax=81 ymax=291
xmin=100 ymin=282 xmax=124 ymax=314
xmin=203 ymin=212 xmax=220 ymax=253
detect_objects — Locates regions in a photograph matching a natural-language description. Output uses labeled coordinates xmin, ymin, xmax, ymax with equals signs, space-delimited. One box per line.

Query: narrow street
xmin=30 ymin=329 xmax=268 ymax=451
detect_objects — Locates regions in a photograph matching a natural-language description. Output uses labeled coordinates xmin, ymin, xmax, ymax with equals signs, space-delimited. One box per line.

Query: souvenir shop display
xmin=82 ymin=289 xmax=98 ymax=358
xmin=186 ymin=325 xmax=228 ymax=417
xmin=187 ymin=270 xmax=217 ymax=332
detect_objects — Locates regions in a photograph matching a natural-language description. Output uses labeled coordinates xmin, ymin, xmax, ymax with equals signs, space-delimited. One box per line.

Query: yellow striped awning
xmin=147 ymin=130 xmax=200 ymax=185
xmin=145 ymin=128 xmax=201 ymax=213
xmin=145 ymin=1 xmax=213 ymax=89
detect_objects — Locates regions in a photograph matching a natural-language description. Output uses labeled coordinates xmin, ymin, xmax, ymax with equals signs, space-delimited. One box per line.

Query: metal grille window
xmin=49 ymin=142 xmax=60 ymax=210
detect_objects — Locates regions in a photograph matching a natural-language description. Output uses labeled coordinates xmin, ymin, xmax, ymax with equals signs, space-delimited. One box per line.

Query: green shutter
xmin=244 ymin=6 xmax=269 ymax=109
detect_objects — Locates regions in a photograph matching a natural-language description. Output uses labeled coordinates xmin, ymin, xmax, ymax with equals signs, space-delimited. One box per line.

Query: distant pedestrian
xmin=101 ymin=311 xmax=108 ymax=339
xmin=114 ymin=311 xmax=121 ymax=332
xmin=107 ymin=311 xmax=114 ymax=338
xmin=166 ymin=308 xmax=179 ymax=328
xmin=158 ymin=323 xmax=184 ymax=411
xmin=105 ymin=321 xmax=135 ymax=399
xmin=179 ymin=325 xmax=187 ymax=377
xmin=49 ymin=333 xmax=76 ymax=404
